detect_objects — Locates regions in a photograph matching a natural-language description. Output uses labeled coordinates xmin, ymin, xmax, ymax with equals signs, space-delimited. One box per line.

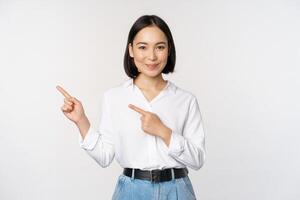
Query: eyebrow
xmin=135 ymin=42 xmax=167 ymax=45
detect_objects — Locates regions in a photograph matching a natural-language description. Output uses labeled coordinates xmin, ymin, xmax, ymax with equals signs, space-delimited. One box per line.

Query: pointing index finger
xmin=128 ymin=104 xmax=147 ymax=115
xmin=56 ymin=85 xmax=72 ymax=99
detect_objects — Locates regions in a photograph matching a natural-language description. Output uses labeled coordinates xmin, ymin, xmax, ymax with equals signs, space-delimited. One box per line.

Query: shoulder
xmin=171 ymin=81 xmax=198 ymax=104
xmin=102 ymin=79 xmax=131 ymax=99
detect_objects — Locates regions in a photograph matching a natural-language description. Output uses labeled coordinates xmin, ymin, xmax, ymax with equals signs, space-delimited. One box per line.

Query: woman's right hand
xmin=56 ymin=85 xmax=86 ymax=124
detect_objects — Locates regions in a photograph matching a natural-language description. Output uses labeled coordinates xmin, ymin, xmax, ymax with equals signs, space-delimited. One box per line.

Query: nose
xmin=147 ymin=49 xmax=157 ymax=61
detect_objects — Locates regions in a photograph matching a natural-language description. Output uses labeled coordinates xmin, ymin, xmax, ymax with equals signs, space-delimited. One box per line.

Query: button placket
xmin=146 ymin=104 xmax=159 ymax=167
xmin=133 ymin=83 xmax=169 ymax=168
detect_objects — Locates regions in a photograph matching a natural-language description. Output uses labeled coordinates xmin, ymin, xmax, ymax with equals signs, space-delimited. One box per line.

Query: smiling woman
xmin=123 ymin=15 xmax=176 ymax=80
xmin=57 ymin=15 xmax=206 ymax=200
xmin=128 ymin=26 xmax=169 ymax=75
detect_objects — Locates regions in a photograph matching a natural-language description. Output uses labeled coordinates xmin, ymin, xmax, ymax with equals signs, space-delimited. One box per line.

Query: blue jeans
xmin=112 ymin=173 xmax=197 ymax=200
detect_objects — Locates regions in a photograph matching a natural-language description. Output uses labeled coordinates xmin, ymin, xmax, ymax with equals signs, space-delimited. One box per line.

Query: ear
xmin=128 ymin=43 xmax=134 ymax=58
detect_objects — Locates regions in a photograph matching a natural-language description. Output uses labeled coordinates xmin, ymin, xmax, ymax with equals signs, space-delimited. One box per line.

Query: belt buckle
xmin=150 ymin=169 xmax=161 ymax=183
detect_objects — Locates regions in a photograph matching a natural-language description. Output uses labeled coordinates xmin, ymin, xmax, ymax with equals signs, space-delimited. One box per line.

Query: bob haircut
xmin=124 ymin=15 xmax=176 ymax=78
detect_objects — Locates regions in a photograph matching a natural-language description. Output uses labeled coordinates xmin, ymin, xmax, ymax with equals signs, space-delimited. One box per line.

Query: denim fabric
xmin=112 ymin=174 xmax=197 ymax=200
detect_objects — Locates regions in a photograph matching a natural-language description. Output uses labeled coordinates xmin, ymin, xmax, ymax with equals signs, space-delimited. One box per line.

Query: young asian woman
xmin=57 ymin=15 xmax=206 ymax=200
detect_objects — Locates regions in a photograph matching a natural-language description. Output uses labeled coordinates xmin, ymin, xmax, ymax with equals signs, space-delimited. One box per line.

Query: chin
xmin=142 ymin=72 xmax=159 ymax=77
xmin=138 ymin=71 xmax=160 ymax=78
xmin=143 ymin=68 xmax=164 ymax=77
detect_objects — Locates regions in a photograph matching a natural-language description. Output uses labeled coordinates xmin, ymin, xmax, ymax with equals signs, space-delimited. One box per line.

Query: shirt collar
xmin=122 ymin=78 xmax=176 ymax=94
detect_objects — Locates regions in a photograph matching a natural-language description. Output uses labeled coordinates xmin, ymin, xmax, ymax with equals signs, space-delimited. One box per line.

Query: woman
xmin=57 ymin=15 xmax=206 ymax=200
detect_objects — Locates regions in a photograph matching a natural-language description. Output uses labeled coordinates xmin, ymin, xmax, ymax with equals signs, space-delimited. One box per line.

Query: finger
xmin=61 ymin=104 xmax=73 ymax=112
xmin=63 ymin=102 xmax=74 ymax=110
xmin=128 ymin=104 xmax=147 ymax=115
xmin=56 ymin=85 xmax=72 ymax=98
xmin=64 ymin=98 xmax=74 ymax=106
xmin=62 ymin=107 xmax=71 ymax=113
xmin=67 ymin=96 xmax=80 ymax=105
xmin=64 ymin=104 xmax=73 ymax=110
xmin=71 ymin=97 xmax=81 ymax=104
xmin=61 ymin=105 xmax=69 ymax=112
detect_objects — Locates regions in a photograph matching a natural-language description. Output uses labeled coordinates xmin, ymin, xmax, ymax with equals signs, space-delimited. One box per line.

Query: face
xmin=129 ymin=26 xmax=169 ymax=78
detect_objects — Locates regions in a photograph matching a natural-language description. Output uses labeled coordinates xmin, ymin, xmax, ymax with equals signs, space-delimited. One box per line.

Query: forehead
xmin=133 ymin=26 xmax=167 ymax=44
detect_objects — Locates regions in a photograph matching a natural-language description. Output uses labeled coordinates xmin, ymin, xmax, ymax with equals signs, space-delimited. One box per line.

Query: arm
xmin=76 ymin=116 xmax=90 ymax=140
xmin=166 ymin=97 xmax=206 ymax=170
xmin=78 ymin=92 xmax=115 ymax=168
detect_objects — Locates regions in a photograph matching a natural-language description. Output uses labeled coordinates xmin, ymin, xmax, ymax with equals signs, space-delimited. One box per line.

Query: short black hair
xmin=124 ymin=15 xmax=176 ymax=78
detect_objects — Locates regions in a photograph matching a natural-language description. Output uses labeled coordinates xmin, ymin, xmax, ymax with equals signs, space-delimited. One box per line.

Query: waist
xmin=123 ymin=167 xmax=188 ymax=183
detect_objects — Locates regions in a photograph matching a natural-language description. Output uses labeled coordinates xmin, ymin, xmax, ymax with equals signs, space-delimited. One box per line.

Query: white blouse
xmin=78 ymin=78 xmax=206 ymax=171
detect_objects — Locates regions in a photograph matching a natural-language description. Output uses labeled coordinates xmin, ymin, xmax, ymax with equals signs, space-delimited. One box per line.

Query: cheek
xmin=133 ymin=56 xmax=145 ymax=68
xmin=133 ymin=53 xmax=146 ymax=62
xmin=158 ymin=52 xmax=168 ymax=61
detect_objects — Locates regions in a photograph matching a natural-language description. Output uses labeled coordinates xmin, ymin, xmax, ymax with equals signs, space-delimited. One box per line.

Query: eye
xmin=157 ymin=46 xmax=166 ymax=50
xmin=138 ymin=46 xmax=146 ymax=50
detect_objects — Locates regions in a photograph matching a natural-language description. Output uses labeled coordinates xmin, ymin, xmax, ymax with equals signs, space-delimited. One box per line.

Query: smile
xmin=146 ymin=64 xmax=159 ymax=70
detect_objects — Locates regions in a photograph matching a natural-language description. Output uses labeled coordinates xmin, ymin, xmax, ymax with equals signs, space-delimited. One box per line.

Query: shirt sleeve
xmin=167 ymin=96 xmax=206 ymax=170
xmin=78 ymin=92 xmax=115 ymax=168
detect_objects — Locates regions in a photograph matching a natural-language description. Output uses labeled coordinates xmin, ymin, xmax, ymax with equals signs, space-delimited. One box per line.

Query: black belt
xmin=123 ymin=167 xmax=188 ymax=183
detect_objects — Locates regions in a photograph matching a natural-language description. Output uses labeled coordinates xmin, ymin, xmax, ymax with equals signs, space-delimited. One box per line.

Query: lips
xmin=146 ymin=64 xmax=159 ymax=70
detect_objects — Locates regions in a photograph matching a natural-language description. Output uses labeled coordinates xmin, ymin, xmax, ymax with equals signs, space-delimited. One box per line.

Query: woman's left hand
xmin=128 ymin=104 xmax=172 ymax=142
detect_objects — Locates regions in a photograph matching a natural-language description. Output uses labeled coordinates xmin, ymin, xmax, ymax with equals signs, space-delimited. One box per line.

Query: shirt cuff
xmin=78 ymin=126 xmax=100 ymax=150
xmin=167 ymin=131 xmax=185 ymax=157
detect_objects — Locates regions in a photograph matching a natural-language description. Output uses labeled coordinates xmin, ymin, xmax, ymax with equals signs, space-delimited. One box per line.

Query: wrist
xmin=76 ymin=116 xmax=90 ymax=140
xmin=76 ymin=115 xmax=88 ymax=126
xmin=160 ymin=126 xmax=172 ymax=146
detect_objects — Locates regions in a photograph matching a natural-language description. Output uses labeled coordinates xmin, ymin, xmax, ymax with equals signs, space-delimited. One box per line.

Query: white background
xmin=0 ymin=0 xmax=299 ymax=199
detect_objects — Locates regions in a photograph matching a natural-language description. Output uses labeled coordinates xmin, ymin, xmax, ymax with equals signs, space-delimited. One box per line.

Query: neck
xmin=133 ymin=74 xmax=167 ymax=91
